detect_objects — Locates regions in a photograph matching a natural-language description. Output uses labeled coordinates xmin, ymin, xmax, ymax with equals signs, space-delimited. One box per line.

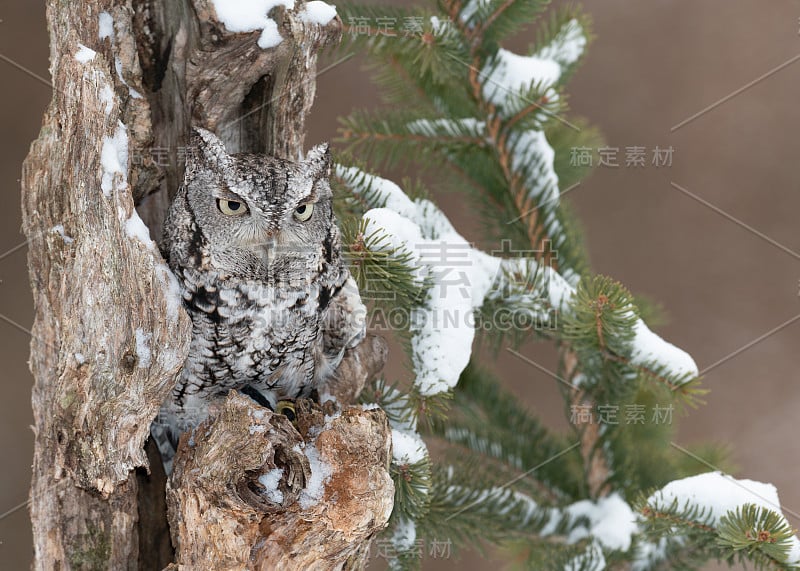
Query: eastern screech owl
xmin=151 ymin=128 xmax=365 ymax=471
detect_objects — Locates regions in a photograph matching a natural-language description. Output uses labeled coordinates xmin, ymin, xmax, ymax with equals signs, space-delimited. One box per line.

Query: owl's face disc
xmin=179 ymin=129 xmax=335 ymax=285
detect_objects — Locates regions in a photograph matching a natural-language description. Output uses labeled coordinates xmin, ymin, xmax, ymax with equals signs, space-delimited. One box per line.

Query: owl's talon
xmin=275 ymin=400 xmax=297 ymax=425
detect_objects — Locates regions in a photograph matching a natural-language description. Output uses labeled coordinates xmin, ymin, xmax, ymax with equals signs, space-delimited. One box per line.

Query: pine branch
xmin=530 ymin=7 xmax=593 ymax=85
xmin=429 ymin=362 xmax=583 ymax=499
xmin=341 ymin=219 xmax=427 ymax=311
xmin=331 ymin=2 xmax=764 ymax=570
xmin=338 ymin=110 xmax=488 ymax=171
xmin=546 ymin=118 xmax=604 ymax=190
xmin=476 ymin=0 xmax=552 ymax=46
xmin=415 ymin=465 xmax=582 ymax=556
xmin=638 ymin=497 xmax=800 ymax=571
xmin=563 ymin=350 xmax=612 ymax=499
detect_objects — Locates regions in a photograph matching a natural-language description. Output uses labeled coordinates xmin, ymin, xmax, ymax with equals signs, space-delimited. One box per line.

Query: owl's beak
xmin=256 ymin=236 xmax=278 ymax=266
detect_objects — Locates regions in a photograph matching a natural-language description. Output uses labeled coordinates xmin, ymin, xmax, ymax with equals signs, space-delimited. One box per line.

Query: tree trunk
xmin=21 ymin=1 xmax=393 ymax=569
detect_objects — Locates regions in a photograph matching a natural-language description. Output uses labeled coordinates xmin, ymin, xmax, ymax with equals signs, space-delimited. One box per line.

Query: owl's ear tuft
xmin=190 ymin=127 xmax=230 ymax=170
xmin=305 ymin=143 xmax=331 ymax=179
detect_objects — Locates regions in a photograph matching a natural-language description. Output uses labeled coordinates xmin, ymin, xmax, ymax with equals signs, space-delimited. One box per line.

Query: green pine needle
xmin=717 ymin=504 xmax=798 ymax=565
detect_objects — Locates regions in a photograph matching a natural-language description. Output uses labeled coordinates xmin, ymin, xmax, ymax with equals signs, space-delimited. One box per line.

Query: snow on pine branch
xmin=406 ymin=117 xmax=572 ymax=281
xmin=366 ymin=216 xmax=499 ymax=398
xmin=629 ymin=320 xmax=697 ymax=379
xmin=536 ymin=18 xmax=587 ymax=70
xmin=646 ymin=472 xmax=800 ymax=565
xmin=406 ymin=117 xmax=485 ymax=141
xmin=391 ymin=428 xmax=427 ymax=465
xmin=458 ymin=0 xmax=488 ymax=24
xmin=407 ymin=23 xmax=587 ymax=280
xmin=437 ymin=481 xmax=630 ymax=570
xmin=480 ymin=19 xmax=587 ymax=114
xmin=337 ymin=166 xmax=497 ymax=392
xmin=337 ymin=166 xmax=698 ymax=393
xmin=565 ymin=542 xmax=606 ymax=571
xmin=338 ymin=165 xmax=499 ymax=397
xmin=548 ymin=493 xmax=638 ymax=552
xmin=506 ymin=128 xmax=562 ymax=241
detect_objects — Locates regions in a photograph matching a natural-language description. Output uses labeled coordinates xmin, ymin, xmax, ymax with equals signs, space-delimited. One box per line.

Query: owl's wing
xmin=321 ymin=275 xmax=367 ymax=361
xmin=319 ymin=275 xmax=388 ymax=403
xmin=150 ymin=407 xmax=180 ymax=475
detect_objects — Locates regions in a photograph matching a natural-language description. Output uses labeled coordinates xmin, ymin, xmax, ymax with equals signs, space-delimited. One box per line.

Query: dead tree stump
xmin=21 ymin=1 xmax=393 ymax=569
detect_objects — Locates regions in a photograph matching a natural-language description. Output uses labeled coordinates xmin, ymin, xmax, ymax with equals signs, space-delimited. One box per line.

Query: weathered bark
xmin=22 ymin=1 xmax=393 ymax=569
xmin=167 ymin=394 xmax=393 ymax=570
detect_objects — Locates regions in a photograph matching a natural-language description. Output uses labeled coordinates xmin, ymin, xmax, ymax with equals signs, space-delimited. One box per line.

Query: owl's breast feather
xmin=174 ymin=267 xmax=335 ymax=403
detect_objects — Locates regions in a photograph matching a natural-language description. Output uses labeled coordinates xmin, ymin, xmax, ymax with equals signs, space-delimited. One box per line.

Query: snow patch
xmin=210 ymin=0 xmax=295 ymax=49
xmin=508 ymin=129 xmax=559 ymax=204
xmin=75 ymin=43 xmax=96 ymax=63
xmin=51 ymin=225 xmax=74 ymax=244
xmin=74 ymin=353 xmax=86 ymax=365
xmin=536 ymin=19 xmax=587 ymax=69
xmin=258 ymin=468 xmax=284 ymax=503
xmin=544 ymin=265 xmax=575 ymax=308
xmin=99 ymin=83 xmax=115 ymax=115
xmin=100 ymin=121 xmax=128 ymax=196
xmin=124 ymin=209 xmax=155 ymax=249
xmin=300 ymin=1 xmax=337 ymax=25
xmin=361 ymin=209 xmax=424 ymax=280
xmin=134 ymin=328 xmax=152 ymax=368
xmin=563 ymin=493 xmax=637 ymax=552
xmin=98 ymin=12 xmax=114 ymax=41
xmin=483 ymin=48 xmax=561 ymax=104
xmin=298 ymin=442 xmax=332 ymax=509
xmin=256 ymin=20 xmax=283 ymax=49
xmin=156 ymin=264 xmax=184 ymax=321
xmin=391 ymin=517 xmax=417 ymax=551
xmin=407 ymin=117 xmax=485 ymax=139
xmin=632 ymin=538 xmax=670 ymax=571
xmin=82 ymin=69 xmax=116 ymax=115
xmin=114 ymin=57 xmax=142 ymax=98
xmin=336 ymin=166 xmax=416 ymax=214
xmin=630 ymin=319 xmax=698 ymax=379
xmin=359 ymin=195 xmax=501 ymax=396
xmin=391 ymin=429 xmax=427 ymax=465
xmin=507 ymin=130 xmax=565 ymax=252
xmin=122 ymin=203 xmax=184 ymax=325
xmin=339 ymin=167 xmax=500 ymax=396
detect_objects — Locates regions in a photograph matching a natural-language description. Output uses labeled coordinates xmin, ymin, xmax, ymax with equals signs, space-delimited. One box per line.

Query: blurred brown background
xmin=1 ymin=1 xmax=799 ymax=570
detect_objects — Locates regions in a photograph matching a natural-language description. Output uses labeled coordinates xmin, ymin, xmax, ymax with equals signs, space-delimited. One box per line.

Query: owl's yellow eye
xmin=275 ymin=400 xmax=297 ymax=424
xmin=217 ymin=198 xmax=248 ymax=216
xmin=293 ymin=203 xmax=314 ymax=222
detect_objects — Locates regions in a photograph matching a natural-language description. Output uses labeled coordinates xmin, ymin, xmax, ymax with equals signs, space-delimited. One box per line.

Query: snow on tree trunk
xmin=21 ymin=1 xmax=392 ymax=569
